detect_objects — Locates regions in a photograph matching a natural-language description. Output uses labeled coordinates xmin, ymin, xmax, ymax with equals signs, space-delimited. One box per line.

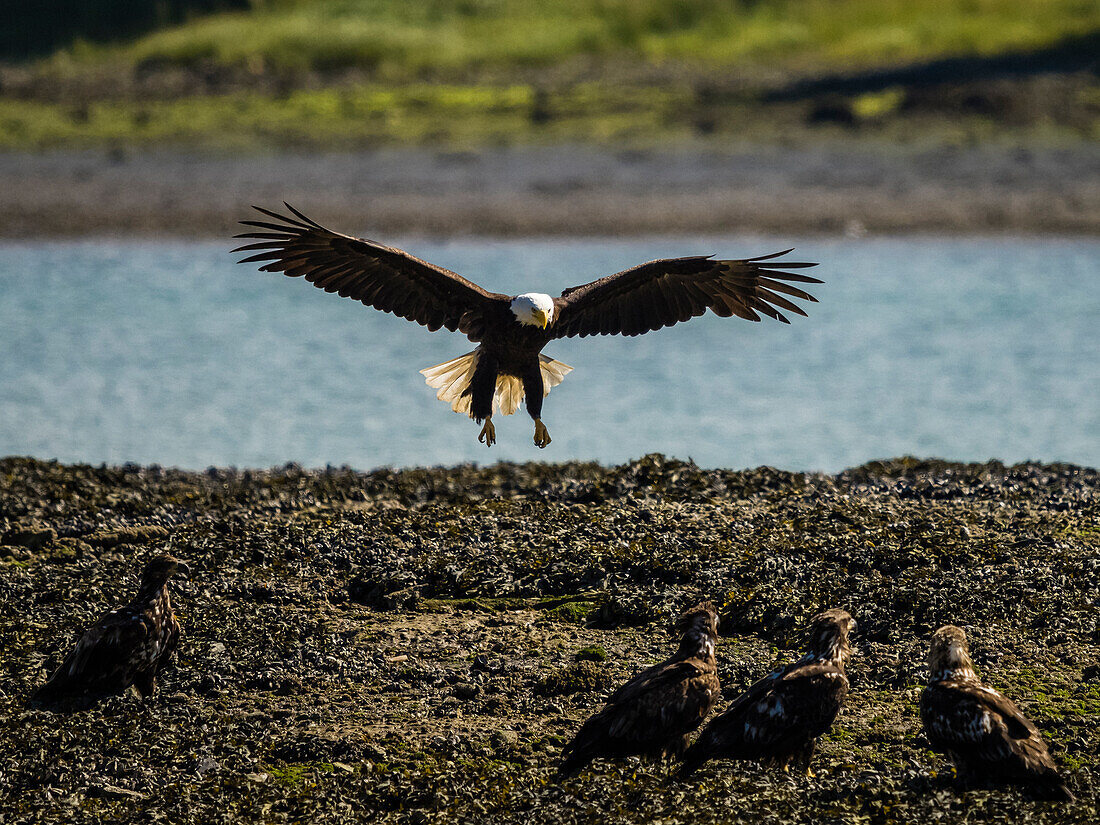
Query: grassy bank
xmin=1 ymin=455 xmax=1097 ymax=822
xmin=37 ymin=0 xmax=1100 ymax=78
xmin=2 ymin=0 xmax=1098 ymax=150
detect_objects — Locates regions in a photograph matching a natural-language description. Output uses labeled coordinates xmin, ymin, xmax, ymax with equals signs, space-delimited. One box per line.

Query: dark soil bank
xmin=1 ymin=455 xmax=1097 ymax=823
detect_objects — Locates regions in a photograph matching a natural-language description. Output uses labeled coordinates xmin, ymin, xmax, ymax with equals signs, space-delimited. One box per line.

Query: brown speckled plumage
xmin=31 ymin=555 xmax=189 ymax=707
xmin=557 ymin=601 xmax=721 ymax=778
xmin=920 ymin=625 xmax=1074 ymax=801
xmin=679 ymin=608 xmax=855 ymax=778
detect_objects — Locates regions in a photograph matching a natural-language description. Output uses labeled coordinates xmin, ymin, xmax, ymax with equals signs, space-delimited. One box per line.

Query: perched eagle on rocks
xmin=920 ymin=625 xmax=1074 ymax=801
xmin=31 ymin=555 xmax=189 ymax=707
xmin=679 ymin=608 xmax=855 ymax=778
xmin=234 ymin=204 xmax=820 ymax=448
xmin=556 ymin=601 xmax=721 ymax=778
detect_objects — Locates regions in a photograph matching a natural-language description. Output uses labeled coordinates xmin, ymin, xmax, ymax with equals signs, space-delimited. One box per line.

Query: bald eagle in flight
xmin=557 ymin=601 xmax=721 ymax=778
xmin=234 ymin=205 xmax=821 ymax=447
xmin=679 ymin=608 xmax=855 ymax=778
xmin=31 ymin=555 xmax=189 ymax=707
xmin=920 ymin=625 xmax=1074 ymax=801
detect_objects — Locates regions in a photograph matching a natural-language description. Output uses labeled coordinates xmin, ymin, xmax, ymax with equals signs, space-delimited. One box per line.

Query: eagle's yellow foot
xmin=478 ymin=418 xmax=496 ymax=447
xmin=533 ymin=419 xmax=551 ymax=449
xmin=805 ymin=768 xmax=816 ymax=779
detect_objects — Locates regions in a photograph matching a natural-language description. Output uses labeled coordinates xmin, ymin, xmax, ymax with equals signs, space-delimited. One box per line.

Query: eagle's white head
xmin=511 ymin=293 xmax=554 ymax=329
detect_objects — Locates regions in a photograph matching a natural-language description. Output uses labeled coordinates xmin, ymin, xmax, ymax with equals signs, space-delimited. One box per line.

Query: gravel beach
xmin=2 ymin=142 xmax=1099 ymax=238
xmin=1 ymin=455 xmax=1097 ymax=823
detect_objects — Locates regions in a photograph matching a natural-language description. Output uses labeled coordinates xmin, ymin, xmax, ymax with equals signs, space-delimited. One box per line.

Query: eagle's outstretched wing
xmin=552 ymin=252 xmax=821 ymax=338
xmin=233 ymin=204 xmax=509 ymax=338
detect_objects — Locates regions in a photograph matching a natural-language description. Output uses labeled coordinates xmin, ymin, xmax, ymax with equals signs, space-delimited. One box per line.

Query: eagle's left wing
xmin=551 ymin=252 xmax=821 ymax=338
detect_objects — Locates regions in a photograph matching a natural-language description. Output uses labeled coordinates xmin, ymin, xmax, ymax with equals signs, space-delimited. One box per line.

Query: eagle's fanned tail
xmin=420 ymin=351 xmax=573 ymax=417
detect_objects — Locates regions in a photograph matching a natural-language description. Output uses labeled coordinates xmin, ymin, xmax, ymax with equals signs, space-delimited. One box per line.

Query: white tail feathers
xmin=419 ymin=350 xmax=480 ymax=415
xmin=419 ymin=349 xmax=573 ymax=418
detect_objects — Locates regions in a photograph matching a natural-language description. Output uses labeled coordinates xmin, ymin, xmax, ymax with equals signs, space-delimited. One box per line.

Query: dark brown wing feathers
xmin=679 ymin=657 xmax=848 ymax=777
xmin=920 ymin=680 xmax=1074 ymax=800
xmin=31 ymin=599 xmax=180 ymax=706
xmin=553 ymin=252 xmax=821 ymax=338
xmin=558 ymin=656 xmax=720 ymax=778
xmin=234 ymin=204 xmax=507 ymax=336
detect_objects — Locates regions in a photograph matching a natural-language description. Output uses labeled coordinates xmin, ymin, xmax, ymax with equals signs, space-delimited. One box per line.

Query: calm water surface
xmin=1 ymin=237 xmax=1097 ymax=472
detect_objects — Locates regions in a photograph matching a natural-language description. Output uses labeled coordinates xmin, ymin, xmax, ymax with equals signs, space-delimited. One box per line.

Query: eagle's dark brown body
xmin=31 ymin=556 xmax=188 ymax=707
xmin=557 ymin=602 xmax=721 ymax=778
xmin=679 ymin=608 xmax=855 ymax=778
xmin=467 ymin=319 xmax=553 ymax=422
xmin=920 ymin=625 xmax=1074 ymax=801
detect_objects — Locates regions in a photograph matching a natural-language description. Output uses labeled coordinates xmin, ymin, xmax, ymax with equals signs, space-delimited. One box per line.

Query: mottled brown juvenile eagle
xmin=679 ymin=608 xmax=855 ymax=778
xmin=31 ymin=555 xmax=189 ymax=707
xmin=234 ymin=205 xmax=820 ymax=448
xmin=920 ymin=625 xmax=1074 ymax=801
xmin=556 ymin=601 xmax=721 ymax=778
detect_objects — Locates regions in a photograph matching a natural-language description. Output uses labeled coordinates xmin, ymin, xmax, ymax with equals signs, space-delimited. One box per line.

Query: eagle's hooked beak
xmin=535 ymin=308 xmax=550 ymax=329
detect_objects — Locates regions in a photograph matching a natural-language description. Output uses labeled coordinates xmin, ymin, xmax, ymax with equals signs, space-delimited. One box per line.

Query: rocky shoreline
xmin=1 ymin=455 xmax=1097 ymax=823
xmin=3 ymin=142 xmax=1099 ymax=238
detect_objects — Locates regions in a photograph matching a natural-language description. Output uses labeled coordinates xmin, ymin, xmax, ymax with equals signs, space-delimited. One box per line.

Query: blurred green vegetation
xmin=2 ymin=0 xmax=1099 ymax=150
xmin=0 ymin=83 xmax=693 ymax=150
xmin=40 ymin=0 xmax=1100 ymax=76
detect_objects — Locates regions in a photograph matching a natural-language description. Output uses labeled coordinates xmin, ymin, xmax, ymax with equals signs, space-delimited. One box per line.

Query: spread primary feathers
xmin=920 ymin=625 xmax=1074 ymax=801
xmin=31 ymin=555 xmax=189 ymax=708
xmin=679 ymin=608 xmax=856 ymax=778
xmin=557 ymin=601 xmax=721 ymax=778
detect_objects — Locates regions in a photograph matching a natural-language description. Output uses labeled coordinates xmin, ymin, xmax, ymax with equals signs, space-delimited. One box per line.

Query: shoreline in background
xmin=3 ymin=142 xmax=1098 ymax=238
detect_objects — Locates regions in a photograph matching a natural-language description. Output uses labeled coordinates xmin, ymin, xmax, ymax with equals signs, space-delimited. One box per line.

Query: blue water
xmin=1 ymin=237 xmax=1097 ymax=472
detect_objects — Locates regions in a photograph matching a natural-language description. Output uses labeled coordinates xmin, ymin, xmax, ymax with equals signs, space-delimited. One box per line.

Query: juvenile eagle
xmin=557 ymin=601 xmax=721 ymax=778
xmin=234 ymin=205 xmax=820 ymax=448
xmin=31 ymin=555 xmax=189 ymax=707
xmin=920 ymin=625 xmax=1074 ymax=801
xmin=679 ymin=608 xmax=855 ymax=778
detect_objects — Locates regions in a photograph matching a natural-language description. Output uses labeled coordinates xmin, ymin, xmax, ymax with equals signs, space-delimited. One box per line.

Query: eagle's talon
xmin=478 ymin=419 xmax=496 ymax=447
xmin=533 ymin=419 xmax=551 ymax=448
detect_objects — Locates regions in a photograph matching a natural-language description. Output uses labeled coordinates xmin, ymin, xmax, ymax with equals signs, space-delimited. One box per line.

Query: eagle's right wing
xmin=921 ymin=681 xmax=1074 ymax=800
xmin=234 ymin=204 xmax=509 ymax=338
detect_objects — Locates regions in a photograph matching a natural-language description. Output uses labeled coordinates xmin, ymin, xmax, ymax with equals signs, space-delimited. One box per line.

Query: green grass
xmin=51 ymin=0 xmax=1100 ymax=77
xmin=5 ymin=0 xmax=1100 ymax=150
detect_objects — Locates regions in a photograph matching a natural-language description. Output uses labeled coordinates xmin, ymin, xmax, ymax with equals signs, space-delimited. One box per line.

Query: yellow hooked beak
xmin=535 ymin=308 xmax=550 ymax=329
